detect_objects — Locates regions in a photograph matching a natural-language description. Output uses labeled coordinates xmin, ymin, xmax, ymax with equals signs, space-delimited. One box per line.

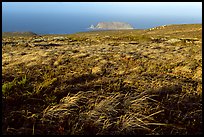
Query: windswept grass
xmin=2 ymin=24 xmax=202 ymax=135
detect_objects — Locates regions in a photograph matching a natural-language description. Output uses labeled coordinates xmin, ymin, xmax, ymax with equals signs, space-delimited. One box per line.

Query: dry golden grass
xmin=2 ymin=24 xmax=202 ymax=135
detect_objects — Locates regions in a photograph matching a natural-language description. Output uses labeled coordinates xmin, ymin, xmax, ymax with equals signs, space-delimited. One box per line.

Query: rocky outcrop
xmin=89 ymin=22 xmax=134 ymax=30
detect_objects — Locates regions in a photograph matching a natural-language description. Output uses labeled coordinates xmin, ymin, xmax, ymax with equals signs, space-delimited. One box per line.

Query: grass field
xmin=2 ymin=24 xmax=202 ymax=135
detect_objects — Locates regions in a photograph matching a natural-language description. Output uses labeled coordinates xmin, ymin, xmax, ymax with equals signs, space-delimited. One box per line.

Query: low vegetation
xmin=2 ymin=24 xmax=202 ymax=135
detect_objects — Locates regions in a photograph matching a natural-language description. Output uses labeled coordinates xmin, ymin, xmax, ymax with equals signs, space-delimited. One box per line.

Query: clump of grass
xmin=39 ymin=91 xmax=88 ymax=135
xmin=2 ymin=80 xmax=16 ymax=97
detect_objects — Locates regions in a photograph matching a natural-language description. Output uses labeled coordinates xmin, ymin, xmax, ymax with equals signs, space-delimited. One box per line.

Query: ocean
xmin=2 ymin=12 xmax=202 ymax=35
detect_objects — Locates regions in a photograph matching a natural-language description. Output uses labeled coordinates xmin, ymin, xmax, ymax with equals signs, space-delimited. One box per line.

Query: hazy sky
xmin=2 ymin=2 xmax=202 ymax=18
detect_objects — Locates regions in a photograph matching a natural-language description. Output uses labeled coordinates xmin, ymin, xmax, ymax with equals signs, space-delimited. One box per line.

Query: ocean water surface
xmin=2 ymin=12 xmax=202 ymax=35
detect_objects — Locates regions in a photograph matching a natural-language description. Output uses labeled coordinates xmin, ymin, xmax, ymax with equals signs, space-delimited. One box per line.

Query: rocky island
xmin=89 ymin=22 xmax=134 ymax=30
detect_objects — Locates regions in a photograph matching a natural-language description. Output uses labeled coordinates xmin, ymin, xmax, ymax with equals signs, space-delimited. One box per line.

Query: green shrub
xmin=2 ymin=79 xmax=16 ymax=96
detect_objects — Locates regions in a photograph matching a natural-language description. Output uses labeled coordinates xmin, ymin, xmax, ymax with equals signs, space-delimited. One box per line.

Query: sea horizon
xmin=2 ymin=12 xmax=202 ymax=35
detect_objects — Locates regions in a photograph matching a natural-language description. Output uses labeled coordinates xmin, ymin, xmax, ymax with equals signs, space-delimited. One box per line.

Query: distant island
xmin=89 ymin=22 xmax=134 ymax=30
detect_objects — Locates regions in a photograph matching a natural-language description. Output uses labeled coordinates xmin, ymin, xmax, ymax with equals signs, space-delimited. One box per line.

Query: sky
xmin=2 ymin=2 xmax=202 ymax=18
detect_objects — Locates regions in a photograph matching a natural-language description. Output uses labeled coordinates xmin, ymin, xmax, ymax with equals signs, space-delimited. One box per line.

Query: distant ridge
xmin=2 ymin=31 xmax=37 ymax=37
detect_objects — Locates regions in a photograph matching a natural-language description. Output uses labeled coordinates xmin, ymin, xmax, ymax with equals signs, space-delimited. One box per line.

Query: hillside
xmin=2 ymin=24 xmax=202 ymax=135
xmin=2 ymin=31 xmax=37 ymax=37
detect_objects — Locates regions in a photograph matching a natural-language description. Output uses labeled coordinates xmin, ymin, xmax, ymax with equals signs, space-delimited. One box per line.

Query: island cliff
xmin=89 ymin=22 xmax=134 ymax=30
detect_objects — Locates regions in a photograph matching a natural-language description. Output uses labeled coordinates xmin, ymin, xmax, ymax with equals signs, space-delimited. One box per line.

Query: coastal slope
xmin=2 ymin=24 xmax=202 ymax=135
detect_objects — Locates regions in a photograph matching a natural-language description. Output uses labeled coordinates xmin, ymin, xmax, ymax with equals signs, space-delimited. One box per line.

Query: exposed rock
xmin=180 ymin=38 xmax=199 ymax=43
xmin=151 ymin=37 xmax=168 ymax=43
xmin=31 ymin=38 xmax=45 ymax=43
xmin=72 ymin=53 xmax=90 ymax=58
xmin=166 ymin=38 xmax=181 ymax=44
xmin=52 ymin=37 xmax=67 ymax=41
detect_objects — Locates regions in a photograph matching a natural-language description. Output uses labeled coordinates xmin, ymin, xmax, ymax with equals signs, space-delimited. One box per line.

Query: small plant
xmin=18 ymin=75 xmax=27 ymax=86
xmin=2 ymin=75 xmax=33 ymax=97
xmin=2 ymin=79 xmax=16 ymax=96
